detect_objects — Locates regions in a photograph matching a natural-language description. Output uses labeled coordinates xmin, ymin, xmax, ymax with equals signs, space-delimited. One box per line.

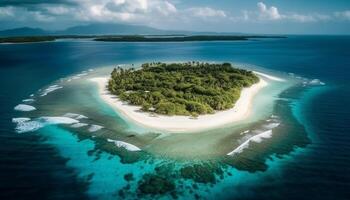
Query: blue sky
xmin=0 ymin=0 xmax=349 ymax=34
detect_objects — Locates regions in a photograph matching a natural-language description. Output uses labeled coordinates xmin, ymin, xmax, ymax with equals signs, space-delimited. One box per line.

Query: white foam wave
xmin=88 ymin=125 xmax=103 ymax=132
xmin=22 ymin=98 xmax=34 ymax=102
xmin=63 ymin=113 xmax=88 ymax=120
xmin=12 ymin=117 xmax=31 ymax=123
xmin=15 ymin=121 xmax=43 ymax=133
xmin=240 ymin=130 xmax=250 ymax=135
xmin=251 ymin=130 xmax=273 ymax=143
xmin=13 ymin=116 xmax=79 ymax=133
xmin=71 ymin=123 xmax=88 ymax=128
xmin=40 ymin=85 xmax=63 ymax=96
xmin=38 ymin=117 xmax=79 ymax=124
xmin=263 ymin=122 xmax=280 ymax=129
xmin=253 ymin=71 xmax=286 ymax=82
xmin=107 ymin=139 xmax=141 ymax=151
xmin=308 ymin=79 xmax=325 ymax=86
xmin=14 ymin=104 xmax=36 ymax=111
xmin=77 ymin=72 xmax=88 ymax=77
xmin=227 ymin=130 xmax=273 ymax=156
xmin=70 ymin=72 xmax=88 ymax=80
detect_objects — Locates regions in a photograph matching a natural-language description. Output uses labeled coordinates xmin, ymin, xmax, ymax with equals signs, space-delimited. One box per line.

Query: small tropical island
xmin=108 ymin=62 xmax=258 ymax=116
xmin=91 ymin=62 xmax=268 ymax=132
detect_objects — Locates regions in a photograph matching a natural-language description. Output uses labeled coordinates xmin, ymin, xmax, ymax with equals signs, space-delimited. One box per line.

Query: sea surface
xmin=1 ymin=36 xmax=350 ymax=199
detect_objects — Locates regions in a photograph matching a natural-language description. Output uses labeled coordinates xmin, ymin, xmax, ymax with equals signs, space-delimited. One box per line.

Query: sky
xmin=0 ymin=0 xmax=349 ymax=34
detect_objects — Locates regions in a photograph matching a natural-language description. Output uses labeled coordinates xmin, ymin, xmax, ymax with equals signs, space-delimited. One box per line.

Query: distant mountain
xmin=0 ymin=23 xmax=247 ymax=37
xmin=56 ymin=23 xmax=169 ymax=35
xmin=0 ymin=23 xmax=172 ymax=37
xmin=0 ymin=27 xmax=50 ymax=37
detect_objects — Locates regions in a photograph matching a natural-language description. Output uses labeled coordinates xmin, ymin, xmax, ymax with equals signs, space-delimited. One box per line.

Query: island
xmin=0 ymin=36 xmax=56 ymax=43
xmin=108 ymin=62 xmax=258 ymax=116
xmin=0 ymin=35 xmax=286 ymax=44
xmin=94 ymin=35 xmax=286 ymax=42
xmin=91 ymin=62 xmax=268 ymax=132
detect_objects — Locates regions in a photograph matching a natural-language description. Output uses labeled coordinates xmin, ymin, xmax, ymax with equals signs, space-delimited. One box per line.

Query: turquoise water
xmin=1 ymin=36 xmax=350 ymax=199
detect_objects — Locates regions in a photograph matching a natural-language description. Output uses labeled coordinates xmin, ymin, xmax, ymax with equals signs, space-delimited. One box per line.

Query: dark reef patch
xmin=124 ymin=173 xmax=134 ymax=182
xmin=137 ymin=173 xmax=176 ymax=196
xmin=180 ymin=163 xmax=223 ymax=183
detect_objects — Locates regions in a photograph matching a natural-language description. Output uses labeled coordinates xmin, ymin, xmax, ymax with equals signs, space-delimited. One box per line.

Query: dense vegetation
xmin=107 ymin=62 xmax=259 ymax=116
xmin=0 ymin=36 xmax=56 ymax=43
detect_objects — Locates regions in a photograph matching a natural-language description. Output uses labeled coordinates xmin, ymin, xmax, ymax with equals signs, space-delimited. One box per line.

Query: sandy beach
xmin=90 ymin=74 xmax=270 ymax=132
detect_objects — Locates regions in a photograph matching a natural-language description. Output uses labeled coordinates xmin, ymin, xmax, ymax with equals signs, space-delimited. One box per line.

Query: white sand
xmin=91 ymin=75 xmax=269 ymax=132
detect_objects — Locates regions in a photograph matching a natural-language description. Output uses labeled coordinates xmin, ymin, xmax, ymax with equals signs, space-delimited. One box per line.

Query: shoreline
xmin=90 ymin=75 xmax=269 ymax=133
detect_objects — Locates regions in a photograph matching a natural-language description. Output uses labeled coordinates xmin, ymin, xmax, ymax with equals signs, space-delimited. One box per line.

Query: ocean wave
xmin=239 ymin=130 xmax=250 ymax=135
xmin=15 ymin=121 xmax=44 ymax=133
xmin=40 ymin=85 xmax=63 ymax=97
xmin=12 ymin=116 xmax=79 ymax=133
xmin=227 ymin=117 xmax=280 ymax=156
xmin=227 ymin=130 xmax=273 ymax=156
xmin=66 ymin=69 xmax=94 ymax=83
xmin=88 ymin=124 xmax=104 ymax=132
xmin=38 ymin=117 xmax=79 ymax=124
xmin=12 ymin=117 xmax=31 ymax=123
xmin=107 ymin=139 xmax=141 ymax=151
xmin=14 ymin=104 xmax=36 ymax=111
xmin=63 ymin=113 xmax=88 ymax=120
xmin=253 ymin=71 xmax=286 ymax=82
xmin=262 ymin=122 xmax=280 ymax=129
xmin=307 ymin=79 xmax=326 ymax=86
xmin=71 ymin=123 xmax=88 ymax=128
xmin=71 ymin=72 xmax=88 ymax=80
xmin=22 ymin=98 xmax=35 ymax=103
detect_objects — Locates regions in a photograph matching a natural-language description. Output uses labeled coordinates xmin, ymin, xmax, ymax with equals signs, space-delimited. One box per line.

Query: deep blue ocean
xmin=1 ymin=36 xmax=350 ymax=199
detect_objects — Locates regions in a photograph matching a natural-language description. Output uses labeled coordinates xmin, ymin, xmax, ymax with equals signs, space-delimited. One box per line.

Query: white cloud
xmin=44 ymin=5 xmax=74 ymax=15
xmin=335 ymin=10 xmax=350 ymax=20
xmin=244 ymin=2 xmax=331 ymax=23
xmin=0 ymin=6 xmax=55 ymax=22
xmin=288 ymin=14 xmax=316 ymax=22
xmin=188 ymin=7 xmax=226 ymax=18
xmin=0 ymin=0 xmax=348 ymax=31
xmin=286 ymin=13 xmax=331 ymax=23
xmin=0 ymin=0 xmax=226 ymax=26
xmin=72 ymin=0 xmax=178 ymax=23
xmin=257 ymin=2 xmax=281 ymax=20
xmin=0 ymin=6 xmax=14 ymax=18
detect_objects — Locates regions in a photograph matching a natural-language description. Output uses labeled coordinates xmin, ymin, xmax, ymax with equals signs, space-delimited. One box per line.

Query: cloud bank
xmin=0 ymin=1 xmax=349 ymax=33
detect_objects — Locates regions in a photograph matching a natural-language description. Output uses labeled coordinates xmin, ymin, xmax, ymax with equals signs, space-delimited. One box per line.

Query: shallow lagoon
xmin=11 ymin=63 xmax=318 ymax=199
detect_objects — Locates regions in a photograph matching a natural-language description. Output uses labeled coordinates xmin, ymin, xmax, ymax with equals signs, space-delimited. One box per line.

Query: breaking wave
xmin=40 ymin=85 xmax=63 ymax=97
xmin=107 ymin=139 xmax=141 ymax=151
xmin=63 ymin=113 xmax=88 ymax=120
xmin=88 ymin=125 xmax=104 ymax=132
xmin=227 ymin=116 xmax=280 ymax=156
xmin=14 ymin=104 xmax=36 ymax=112
xmin=13 ymin=116 xmax=79 ymax=133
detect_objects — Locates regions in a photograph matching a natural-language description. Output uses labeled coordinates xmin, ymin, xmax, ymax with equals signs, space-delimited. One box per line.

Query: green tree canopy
xmin=108 ymin=62 xmax=259 ymax=116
